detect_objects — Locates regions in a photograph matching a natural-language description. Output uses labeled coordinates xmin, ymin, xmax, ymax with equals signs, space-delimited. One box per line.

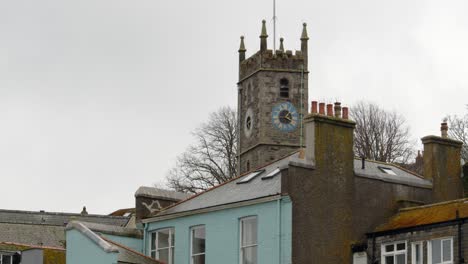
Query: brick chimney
xmin=421 ymin=121 xmax=464 ymax=202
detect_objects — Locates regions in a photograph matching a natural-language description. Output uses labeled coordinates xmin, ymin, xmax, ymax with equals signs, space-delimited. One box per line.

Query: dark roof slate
xmin=148 ymin=153 xmax=433 ymax=219
xmin=0 ymin=209 xmax=129 ymax=226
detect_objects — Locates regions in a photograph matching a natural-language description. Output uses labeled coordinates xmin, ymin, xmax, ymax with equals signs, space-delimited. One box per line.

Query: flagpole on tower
xmin=273 ymin=0 xmax=277 ymax=53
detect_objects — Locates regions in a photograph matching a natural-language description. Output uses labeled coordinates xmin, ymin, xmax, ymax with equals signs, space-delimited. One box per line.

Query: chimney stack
xmin=421 ymin=122 xmax=464 ymax=202
xmin=311 ymin=101 xmax=318 ymax=114
xmin=441 ymin=121 xmax=449 ymax=138
xmin=319 ymin=103 xmax=325 ymax=115
xmin=301 ymin=101 xmax=355 ymax=263
xmin=326 ymin=104 xmax=333 ymax=116
xmin=334 ymin=102 xmax=342 ymax=118
xmin=342 ymin=107 xmax=349 ymax=120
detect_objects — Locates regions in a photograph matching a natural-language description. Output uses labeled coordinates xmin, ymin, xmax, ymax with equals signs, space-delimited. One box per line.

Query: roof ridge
xmin=0 ymin=209 xmax=129 ymax=219
xmin=147 ymin=150 xmax=300 ymax=218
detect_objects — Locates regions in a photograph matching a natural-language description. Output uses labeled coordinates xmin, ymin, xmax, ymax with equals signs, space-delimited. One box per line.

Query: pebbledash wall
xmin=144 ymin=197 xmax=292 ymax=264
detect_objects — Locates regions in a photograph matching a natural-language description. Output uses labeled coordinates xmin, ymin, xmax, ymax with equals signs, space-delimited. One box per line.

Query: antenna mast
xmin=273 ymin=0 xmax=277 ymax=52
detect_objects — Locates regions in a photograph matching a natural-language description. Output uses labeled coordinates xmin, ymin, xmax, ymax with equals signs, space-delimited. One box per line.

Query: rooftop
xmin=0 ymin=209 xmax=130 ymax=227
xmin=375 ymin=198 xmax=468 ymax=232
xmin=143 ymin=151 xmax=431 ymax=221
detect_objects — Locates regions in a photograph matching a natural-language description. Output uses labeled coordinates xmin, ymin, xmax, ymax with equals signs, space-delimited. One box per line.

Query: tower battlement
xmin=238 ymin=20 xmax=309 ymax=81
xmin=239 ymin=49 xmax=306 ymax=81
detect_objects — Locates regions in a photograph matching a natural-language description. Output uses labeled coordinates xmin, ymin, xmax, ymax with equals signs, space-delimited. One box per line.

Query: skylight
xmin=379 ymin=167 xmax=397 ymax=175
xmin=237 ymin=170 xmax=264 ymax=184
xmin=262 ymin=168 xmax=280 ymax=180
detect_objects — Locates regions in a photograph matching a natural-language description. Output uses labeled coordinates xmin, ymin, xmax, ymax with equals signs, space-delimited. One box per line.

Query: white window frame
xmin=239 ymin=216 xmax=258 ymax=264
xmin=190 ymin=225 xmax=206 ymax=264
xmin=150 ymin=227 xmax=175 ymax=264
xmin=0 ymin=254 xmax=13 ymax=264
xmin=428 ymin=237 xmax=453 ymax=264
xmin=381 ymin=240 xmax=407 ymax=264
xmin=412 ymin=241 xmax=423 ymax=264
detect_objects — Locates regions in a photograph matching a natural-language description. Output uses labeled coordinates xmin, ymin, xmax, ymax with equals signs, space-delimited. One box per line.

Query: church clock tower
xmin=238 ymin=20 xmax=309 ymax=173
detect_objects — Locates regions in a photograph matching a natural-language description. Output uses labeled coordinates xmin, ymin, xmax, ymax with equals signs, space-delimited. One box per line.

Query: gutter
xmin=142 ymin=195 xmax=281 ymax=223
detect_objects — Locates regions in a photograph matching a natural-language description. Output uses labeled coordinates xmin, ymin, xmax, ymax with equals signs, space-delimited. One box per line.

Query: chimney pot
xmin=319 ymin=103 xmax=325 ymax=115
xmin=311 ymin=101 xmax=318 ymax=114
xmin=342 ymin=107 xmax=349 ymax=120
xmin=441 ymin=122 xmax=449 ymax=138
xmin=334 ymin=102 xmax=342 ymax=118
xmin=326 ymin=104 xmax=333 ymax=117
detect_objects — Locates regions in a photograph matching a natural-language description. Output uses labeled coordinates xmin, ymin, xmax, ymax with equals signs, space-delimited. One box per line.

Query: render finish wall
xmin=145 ymin=198 xmax=292 ymax=264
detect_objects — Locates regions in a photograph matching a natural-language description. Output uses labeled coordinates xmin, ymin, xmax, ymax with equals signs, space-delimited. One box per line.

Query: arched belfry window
xmin=280 ymin=78 xmax=289 ymax=98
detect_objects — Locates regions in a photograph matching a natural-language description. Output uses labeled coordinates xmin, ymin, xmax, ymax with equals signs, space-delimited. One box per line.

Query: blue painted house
xmin=141 ymin=153 xmax=296 ymax=264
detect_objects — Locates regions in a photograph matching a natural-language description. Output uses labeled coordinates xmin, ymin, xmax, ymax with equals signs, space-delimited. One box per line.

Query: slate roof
xmin=0 ymin=209 xmax=130 ymax=248
xmin=147 ymin=152 xmax=432 ymax=219
xmin=375 ymin=198 xmax=468 ymax=232
xmin=135 ymin=186 xmax=191 ymax=201
xmin=354 ymin=159 xmax=432 ymax=188
xmin=0 ymin=209 xmax=130 ymax=226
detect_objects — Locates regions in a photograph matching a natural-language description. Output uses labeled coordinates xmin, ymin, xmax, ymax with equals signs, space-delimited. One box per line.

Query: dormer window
xmin=280 ymin=78 xmax=289 ymax=98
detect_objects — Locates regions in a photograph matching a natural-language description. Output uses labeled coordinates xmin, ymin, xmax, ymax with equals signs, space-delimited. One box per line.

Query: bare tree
xmin=447 ymin=111 xmax=468 ymax=162
xmin=166 ymin=107 xmax=238 ymax=194
xmin=351 ymin=101 xmax=414 ymax=164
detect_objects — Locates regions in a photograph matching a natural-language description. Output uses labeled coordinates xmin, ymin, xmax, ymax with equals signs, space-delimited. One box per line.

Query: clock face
xmin=272 ymin=102 xmax=299 ymax=132
xmin=244 ymin=107 xmax=254 ymax=137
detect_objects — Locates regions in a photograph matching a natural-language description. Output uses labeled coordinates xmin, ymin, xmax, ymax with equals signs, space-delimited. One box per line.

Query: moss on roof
xmin=375 ymin=198 xmax=468 ymax=232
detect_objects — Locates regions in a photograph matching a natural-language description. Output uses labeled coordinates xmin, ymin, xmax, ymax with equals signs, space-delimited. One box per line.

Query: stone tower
xmin=238 ymin=20 xmax=309 ymax=173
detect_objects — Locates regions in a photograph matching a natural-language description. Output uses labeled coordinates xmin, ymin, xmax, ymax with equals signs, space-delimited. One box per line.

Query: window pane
xmin=242 ymin=246 xmax=257 ymax=264
xmin=415 ymin=244 xmax=421 ymax=264
xmin=151 ymin=233 xmax=156 ymax=250
xmin=242 ymin=218 xmax=257 ymax=246
xmin=158 ymin=229 xmax=170 ymax=248
xmin=443 ymin=239 xmax=451 ymax=262
xmin=432 ymin=240 xmax=442 ymax=263
xmin=2 ymin=255 xmax=11 ymax=264
xmin=396 ymin=243 xmax=405 ymax=251
xmin=396 ymin=253 xmax=405 ymax=264
xmin=157 ymin=248 xmax=169 ymax=263
xmin=171 ymin=248 xmax=174 ymax=264
xmin=151 ymin=251 xmax=156 ymax=258
xmin=192 ymin=254 xmax=205 ymax=264
xmin=386 ymin=244 xmax=394 ymax=252
xmin=385 ymin=255 xmax=394 ymax=264
xmin=171 ymin=230 xmax=175 ymax=246
xmin=192 ymin=227 xmax=206 ymax=254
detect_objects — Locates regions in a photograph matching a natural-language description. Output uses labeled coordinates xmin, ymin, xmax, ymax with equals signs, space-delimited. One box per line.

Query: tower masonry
xmin=238 ymin=20 xmax=309 ymax=173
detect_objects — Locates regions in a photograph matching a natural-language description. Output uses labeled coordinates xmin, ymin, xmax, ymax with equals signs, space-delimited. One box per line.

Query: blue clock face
xmin=272 ymin=102 xmax=299 ymax=132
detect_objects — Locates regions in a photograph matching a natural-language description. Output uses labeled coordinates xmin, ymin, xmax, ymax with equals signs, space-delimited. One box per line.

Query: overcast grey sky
xmin=1 ymin=0 xmax=467 ymax=214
